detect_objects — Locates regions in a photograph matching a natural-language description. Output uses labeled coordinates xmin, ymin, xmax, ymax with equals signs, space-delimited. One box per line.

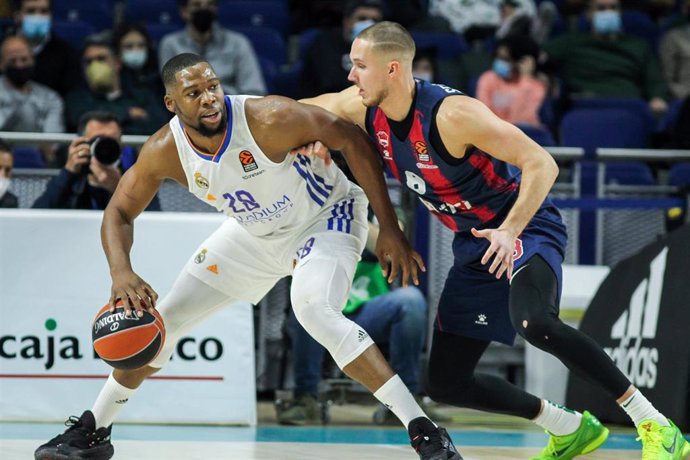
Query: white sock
xmin=533 ymin=400 xmax=583 ymax=436
xmin=91 ymin=374 xmax=136 ymax=428
xmin=619 ymin=390 xmax=668 ymax=427
xmin=373 ymin=374 xmax=430 ymax=428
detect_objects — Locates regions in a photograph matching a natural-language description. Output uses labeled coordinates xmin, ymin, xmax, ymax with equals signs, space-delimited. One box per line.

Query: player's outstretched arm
xmin=439 ymin=96 xmax=559 ymax=279
xmin=252 ymin=96 xmax=424 ymax=287
xmin=102 ymin=126 xmax=186 ymax=316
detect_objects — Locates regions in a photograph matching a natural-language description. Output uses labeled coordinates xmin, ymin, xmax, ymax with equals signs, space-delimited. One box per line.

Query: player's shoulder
xmin=435 ymin=94 xmax=485 ymax=124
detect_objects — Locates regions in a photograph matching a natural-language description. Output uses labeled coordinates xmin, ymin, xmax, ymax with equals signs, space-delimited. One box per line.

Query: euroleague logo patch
xmin=513 ymin=238 xmax=524 ymax=261
xmin=239 ymin=150 xmax=258 ymax=172
xmin=414 ymin=141 xmax=430 ymax=162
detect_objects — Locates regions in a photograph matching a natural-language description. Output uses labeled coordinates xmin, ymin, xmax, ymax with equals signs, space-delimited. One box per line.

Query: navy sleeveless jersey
xmin=364 ymin=80 xmax=521 ymax=233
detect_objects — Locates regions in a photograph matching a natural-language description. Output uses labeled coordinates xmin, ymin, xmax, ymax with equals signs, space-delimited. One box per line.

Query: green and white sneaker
xmin=531 ymin=411 xmax=609 ymax=459
xmin=637 ymin=419 xmax=690 ymax=460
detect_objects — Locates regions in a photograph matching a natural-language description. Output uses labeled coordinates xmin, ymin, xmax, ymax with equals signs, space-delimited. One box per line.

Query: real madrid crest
xmin=194 ymin=248 xmax=208 ymax=264
xmin=194 ymin=172 xmax=209 ymax=189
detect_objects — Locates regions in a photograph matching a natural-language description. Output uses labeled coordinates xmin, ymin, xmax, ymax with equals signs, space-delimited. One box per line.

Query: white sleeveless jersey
xmin=170 ymin=95 xmax=353 ymax=237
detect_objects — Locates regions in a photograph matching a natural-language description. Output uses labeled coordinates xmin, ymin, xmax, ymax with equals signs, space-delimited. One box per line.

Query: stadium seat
xmin=410 ymin=31 xmax=469 ymax=60
xmin=145 ymin=22 xmax=182 ymax=45
xmin=230 ymin=26 xmax=287 ymax=67
xmin=52 ymin=20 xmax=94 ymax=50
xmin=12 ymin=147 xmax=45 ymax=169
xmin=669 ymin=163 xmax=690 ymax=187
xmin=605 ymin=162 xmax=656 ymax=185
xmin=559 ymin=108 xmax=651 ymax=157
xmin=52 ymin=0 xmax=116 ymax=31
xmin=570 ymin=97 xmax=655 ymax=124
xmin=656 ymin=98 xmax=684 ymax=133
xmin=218 ymin=1 xmax=291 ymax=36
xmin=297 ymin=27 xmax=321 ymax=61
xmin=517 ymin=124 xmax=556 ymax=146
xmin=123 ymin=0 xmax=183 ymax=26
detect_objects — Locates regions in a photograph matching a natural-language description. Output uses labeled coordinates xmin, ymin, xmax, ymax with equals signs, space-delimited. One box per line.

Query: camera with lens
xmin=88 ymin=136 xmax=121 ymax=166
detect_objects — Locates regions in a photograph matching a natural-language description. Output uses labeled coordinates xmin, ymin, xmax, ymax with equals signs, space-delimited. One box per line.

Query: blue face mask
xmin=592 ymin=10 xmax=622 ymax=34
xmin=21 ymin=15 xmax=51 ymax=40
xmin=351 ymin=19 xmax=376 ymax=42
xmin=492 ymin=58 xmax=512 ymax=79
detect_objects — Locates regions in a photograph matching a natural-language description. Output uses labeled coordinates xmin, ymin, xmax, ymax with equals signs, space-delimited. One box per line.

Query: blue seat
xmin=145 ymin=22 xmax=182 ymax=45
xmin=297 ymin=27 xmax=321 ymax=61
xmin=517 ymin=124 xmax=556 ymax=146
xmin=605 ymin=162 xmax=655 ymax=185
xmin=218 ymin=1 xmax=290 ymax=35
xmin=559 ymin=108 xmax=651 ymax=157
xmin=12 ymin=147 xmax=45 ymax=169
xmin=656 ymin=98 xmax=684 ymax=133
xmin=669 ymin=163 xmax=690 ymax=187
xmin=230 ymin=26 xmax=287 ymax=67
xmin=257 ymin=57 xmax=278 ymax=94
xmin=272 ymin=61 xmax=302 ymax=98
xmin=570 ymin=97 xmax=655 ymax=127
xmin=410 ymin=31 xmax=468 ymax=60
xmin=123 ymin=0 xmax=183 ymax=26
xmin=52 ymin=20 xmax=95 ymax=50
xmin=577 ymin=10 xmax=658 ymax=47
xmin=52 ymin=0 xmax=116 ymax=31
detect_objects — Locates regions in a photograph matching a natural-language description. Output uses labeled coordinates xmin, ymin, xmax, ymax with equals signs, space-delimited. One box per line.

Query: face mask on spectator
xmin=5 ymin=65 xmax=34 ymax=86
xmin=592 ymin=10 xmax=622 ymax=34
xmin=86 ymin=61 xmax=116 ymax=93
xmin=492 ymin=58 xmax=512 ymax=79
xmin=0 ymin=177 xmax=10 ymax=200
xmin=21 ymin=15 xmax=51 ymax=40
xmin=351 ymin=19 xmax=376 ymax=42
xmin=413 ymin=71 xmax=433 ymax=82
xmin=122 ymin=49 xmax=148 ymax=70
xmin=191 ymin=9 xmax=216 ymax=33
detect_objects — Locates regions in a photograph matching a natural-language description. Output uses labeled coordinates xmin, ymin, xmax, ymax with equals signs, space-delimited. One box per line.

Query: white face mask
xmin=121 ymin=49 xmax=148 ymax=70
xmin=414 ymin=71 xmax=433 ymax=82
xmin=0 ymin=177 xmax=10 ymax=200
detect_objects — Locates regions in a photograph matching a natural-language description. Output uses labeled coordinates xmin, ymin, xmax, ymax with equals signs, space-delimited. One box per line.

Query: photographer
xmin=32 ymin=111 xmax=160 ymax=210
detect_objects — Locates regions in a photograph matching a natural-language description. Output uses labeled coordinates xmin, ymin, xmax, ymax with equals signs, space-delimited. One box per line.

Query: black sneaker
xmin=409 ymin=416 xmax=463 ymax=460
xmin=34 ymin=410 xmax=114 ymax=460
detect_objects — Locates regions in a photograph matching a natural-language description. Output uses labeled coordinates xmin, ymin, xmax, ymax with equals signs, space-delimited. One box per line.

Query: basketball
xmin=92 ymin=301 xmax=166 ymax=370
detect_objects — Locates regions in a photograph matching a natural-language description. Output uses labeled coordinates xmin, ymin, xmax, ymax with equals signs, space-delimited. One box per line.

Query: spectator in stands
xmin=158 ymin=0 xmax=266 ymax=95
xmin=277 ymin=216 xmax=447 ymax=426
xmin=65 ymin=34 xmax=166 ymax=135
xmin=0 ymin=139 xmax=18 ymax=208
xmin=429 ymin=0 xmax=503 ymax=42
xmin=476 ymin=37 xmax=546 ymax=127
xmin=541 ymin=0 xmax=668 ymax=114
xmin=11 ymin=0 xmax=81 ymax=97
xmin=412 ymin=47 xmax=439 ymax=83
xmin=658 ymin=0 xmax=690 ymax=100
xmin=115 ymin=24 xmax=166 ymax=104
xmin=0 ymin=35 xmax=64 ymax=166
xmin=32 ymin=111 xmax=161 ymax=210
xmin=299 ymin=0 xmax=384 ymax=98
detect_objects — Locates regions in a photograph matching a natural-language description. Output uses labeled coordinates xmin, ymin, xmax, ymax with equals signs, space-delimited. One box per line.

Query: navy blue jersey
xmin=364 ymin=79 xmax=522 ymax=233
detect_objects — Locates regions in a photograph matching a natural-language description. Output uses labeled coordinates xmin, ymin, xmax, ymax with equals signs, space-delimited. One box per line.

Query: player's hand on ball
xmin=375 ymin=225 xmax=426 ymax=287
xmin=109 ymin=270 xmax=159 ymax=318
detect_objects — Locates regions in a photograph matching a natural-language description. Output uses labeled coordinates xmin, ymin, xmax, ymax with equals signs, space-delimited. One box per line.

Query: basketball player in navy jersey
xmin=300 ymin=21 xmax=690 ymax=460
xmin=34 ymin=53 xmax=461 ymax=460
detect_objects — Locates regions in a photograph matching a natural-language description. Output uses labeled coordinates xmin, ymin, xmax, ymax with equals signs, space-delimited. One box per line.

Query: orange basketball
xmin=92 ymin=301 xmax=165 ymax=370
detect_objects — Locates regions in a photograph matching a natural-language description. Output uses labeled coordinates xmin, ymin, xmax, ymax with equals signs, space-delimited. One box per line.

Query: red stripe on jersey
xmin=372 ymin=109 xmax=400 ymax=181
xmin=409 ymin=111 xmax=496 ymax=224
xmin=467 ymin=150 xmax=519 ymax=193
xmin=431 ymin=210 xmax=460 ymax=232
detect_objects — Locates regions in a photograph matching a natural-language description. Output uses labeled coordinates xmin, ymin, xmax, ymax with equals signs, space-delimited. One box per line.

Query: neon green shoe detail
xmin=531 ymin=411 xmax=609 ymax=459
xmin=636 ymin=419 xmax=690 ymax=460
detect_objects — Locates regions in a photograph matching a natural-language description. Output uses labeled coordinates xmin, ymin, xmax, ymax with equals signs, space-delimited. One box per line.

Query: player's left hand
xmin=471 ymin=227 xmax=516 ymax=280
xmin=376 ymin=225 xmax=426 ymax=287
xmin=289 ymin=141 xmax=332 ymax=166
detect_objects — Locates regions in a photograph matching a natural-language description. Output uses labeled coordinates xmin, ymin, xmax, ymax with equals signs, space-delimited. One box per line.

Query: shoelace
xmin=65 ymin=415 xmax=84 ymax=430
xmin=636 ymin=430 xmax=663 ymax=459
xmin=411 ymin=430 xmax=444 ymax=454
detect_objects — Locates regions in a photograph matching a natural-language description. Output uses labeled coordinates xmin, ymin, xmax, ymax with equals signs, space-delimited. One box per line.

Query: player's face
xmin=348 ymin=38 xmax=390 ymax=107
xmin=168 ymin=62 xmax=226 ymax=136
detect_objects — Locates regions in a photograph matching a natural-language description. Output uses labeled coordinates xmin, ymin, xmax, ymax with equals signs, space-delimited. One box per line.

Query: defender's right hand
xmin=109 ymin=270 xmax=158 ymax=318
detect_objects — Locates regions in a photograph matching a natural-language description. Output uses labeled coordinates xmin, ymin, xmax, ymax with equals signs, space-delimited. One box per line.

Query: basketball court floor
xmin=0 ymin=403 xmax=659 ymax=459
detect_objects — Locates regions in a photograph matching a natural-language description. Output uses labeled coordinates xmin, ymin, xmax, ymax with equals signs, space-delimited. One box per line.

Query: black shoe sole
xmin=35 ymin=444 xmax=114 ymax=460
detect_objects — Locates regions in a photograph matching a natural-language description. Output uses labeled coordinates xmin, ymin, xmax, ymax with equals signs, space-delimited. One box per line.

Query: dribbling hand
xmin=376 ymin=225 xmax=426 ymax=287
xmin=109 ymin=270 xmax=159 ymax=318
xmin=471 ymin=227 xmax=516 ymax=280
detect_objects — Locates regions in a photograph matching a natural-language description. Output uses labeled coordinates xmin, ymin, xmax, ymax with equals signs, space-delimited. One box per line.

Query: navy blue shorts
xmin=435 ymin=205 xmax=568 ymax=346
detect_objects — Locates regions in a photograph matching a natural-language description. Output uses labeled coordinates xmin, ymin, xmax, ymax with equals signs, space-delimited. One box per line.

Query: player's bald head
xmin=356 ymin=21 xmax=415 ymax=67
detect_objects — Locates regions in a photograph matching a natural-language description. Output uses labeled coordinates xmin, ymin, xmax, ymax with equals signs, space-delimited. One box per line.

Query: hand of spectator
xmin=88 ymin=158 xmax=122 ymax=193
xmin=128 ymin=106 xmax=150 ymax=121
xmin=65 ymin=136 xmax=93 ymax=174
xmin=649 ymin=97 xmax=668 ymax=115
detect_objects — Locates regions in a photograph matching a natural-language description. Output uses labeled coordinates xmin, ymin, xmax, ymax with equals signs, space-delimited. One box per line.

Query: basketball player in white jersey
xmin=34 ymin=54 xmax=462 ymax=460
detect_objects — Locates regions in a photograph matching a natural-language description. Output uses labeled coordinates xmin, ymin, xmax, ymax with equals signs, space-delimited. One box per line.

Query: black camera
xmin=89 ymin=136 xmax=121 ymax=166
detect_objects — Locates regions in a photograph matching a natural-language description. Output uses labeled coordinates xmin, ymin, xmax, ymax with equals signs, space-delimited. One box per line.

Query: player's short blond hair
xmin=357 ymin=21 xmax=415 ymax=66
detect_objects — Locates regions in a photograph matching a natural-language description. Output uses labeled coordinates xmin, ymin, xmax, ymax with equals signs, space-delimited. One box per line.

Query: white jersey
xmin=169 ymin=95 xmax=354 ymax=237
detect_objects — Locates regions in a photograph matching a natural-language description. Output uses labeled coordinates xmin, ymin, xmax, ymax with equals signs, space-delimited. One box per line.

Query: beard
xmin=182 ymin=109 xmax=227 ymax=137
xmin=362 ymin=87 xmax=388 ymax=107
